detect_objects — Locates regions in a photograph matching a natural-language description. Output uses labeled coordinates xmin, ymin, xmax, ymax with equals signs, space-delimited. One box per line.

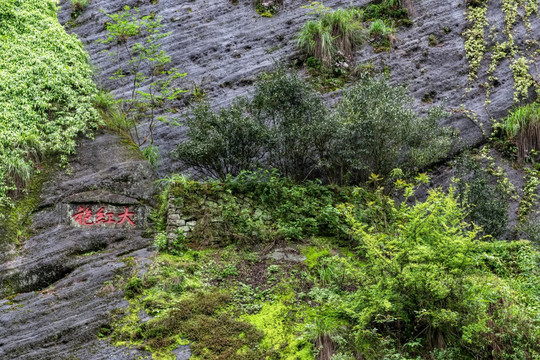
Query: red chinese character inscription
xmin=117 ymin=207 xmax=135 ymax=225
xmin=72 ymin=206 xmax=94 ymax=226
xmin=72 ymin=206 xmax=136 ymax=226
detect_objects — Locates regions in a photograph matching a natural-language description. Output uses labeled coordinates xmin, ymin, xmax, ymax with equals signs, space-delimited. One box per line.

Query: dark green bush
xmin=337 ymin=188 xmax=540 ymax=359
xmin=174 ymin=98 xmax=267 ymax=179
xmin=251 ymin=69 xmax=332 ymax=181
xmin=332 ymin=76 xmax=452 ymax=182
xmin=174 ymin=71 xmax=452 ymax=185
xmin=521 ymin=215 xmax=540 ymax=246
xmin=455 ymin=154 xmax=509 ymax=238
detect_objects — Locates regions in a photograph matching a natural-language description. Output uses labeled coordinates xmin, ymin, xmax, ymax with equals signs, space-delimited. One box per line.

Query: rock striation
xmin=0 ymin=133 xmax=158 ymax=359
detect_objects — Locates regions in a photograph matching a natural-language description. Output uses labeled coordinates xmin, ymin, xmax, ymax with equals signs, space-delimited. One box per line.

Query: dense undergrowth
xmin=0 ymin=0 xmax=99 ymax=211
xmin=101 ymin=172 xmax=540 ymax=359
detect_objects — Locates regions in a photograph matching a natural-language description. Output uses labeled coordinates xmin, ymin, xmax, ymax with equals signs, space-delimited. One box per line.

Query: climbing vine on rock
xmin=464 ymin=0 xmax=540 ymax=103
xmin=463 ymin=2 xmax=489 ymax=82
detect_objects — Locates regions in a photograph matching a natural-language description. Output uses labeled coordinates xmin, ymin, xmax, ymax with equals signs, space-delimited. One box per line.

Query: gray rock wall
xmin=57 ymin=0 xmax=540 ymax=177
xmin=0 ymin=133 xmax=157 ymax=359
xmin=58 ymin=0 xmax=540 ymax=177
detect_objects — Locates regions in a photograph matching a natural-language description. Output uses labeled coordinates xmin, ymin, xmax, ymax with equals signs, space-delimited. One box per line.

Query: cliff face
xmin=1 ymin=0 xmax=539 ymax=358
xmin=57 ymin=0 xmax=540 ymax=174
xmin=0 ymin=133 xmax=159 ymax=359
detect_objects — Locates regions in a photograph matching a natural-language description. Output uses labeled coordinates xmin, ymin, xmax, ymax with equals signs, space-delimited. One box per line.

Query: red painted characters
xmin=72 ymin=206 xmax=136 ymax=226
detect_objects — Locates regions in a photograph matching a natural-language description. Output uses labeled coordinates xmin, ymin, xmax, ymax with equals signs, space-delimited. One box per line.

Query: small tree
xmin=99 ymin=6 xmax=186 ymax=148
xmin=251 ymin=69 xmax=332 ymax=181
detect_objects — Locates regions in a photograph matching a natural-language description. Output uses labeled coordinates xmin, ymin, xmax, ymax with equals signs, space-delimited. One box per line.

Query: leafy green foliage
xmin=251 ymin=69 xmax=331 ymax=181
xmin=175 ymin=98 xmax=267 ymax=179
xmin=332 ymin=75 xmax=453 ymax=183
xmin=454 ymin=154 xmax=509 ymax=238
xmin=174 ymin=71 xmax=452 ymax=185
xmin=159 ymin=170 xmax=350 ymax=245
xmin=98 ymin=6 xmax=186 ymax=147
xmin=521 ymin=214 xmax=540 ymax=246
xmin=0 ymin=0 xmax=99 ymax=209
xmin=254 ymin=0 xmax=283 ymax=17
xmin=135 ymin=173 xmax=540 ymax=359
xmin=69 ymin=0 xmax=89 ymax=19
xmin=368 ymin=19 xmax=396 ymax=52
xmin=337 ymin=186 xmax=540 ymax=359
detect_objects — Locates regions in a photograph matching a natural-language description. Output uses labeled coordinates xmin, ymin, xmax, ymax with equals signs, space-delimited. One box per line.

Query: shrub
xmin=251 ymin=69 xmax=332 ymax=181
xmin=502 ymin=102 xmax=540 ymax=163
xmin=0 ymin=0 xmax=99 ymax=209
xmin=454 ymin=154 xmax=509 ymax=238
xmin=333 ymin=76 xmax=452 ymax=182
xmin=174 ymin=72 xmax=452 ymax=185
xmin=521 ymin=214 xmax=540 ymax=246
xmin=297 ymin=8 xmax=365 ymax=68
xmin=362 ymin=0 xmax=410 ymax=23
xmin=174 ymin=98 xmax=267 ymax=179
xmin=340 ymin=187 xmax=540 ymax=358
xmin=254 ymin=0 xmax=283 ymax=16
xmin=70 ymin=0 xmax=90 ymax=19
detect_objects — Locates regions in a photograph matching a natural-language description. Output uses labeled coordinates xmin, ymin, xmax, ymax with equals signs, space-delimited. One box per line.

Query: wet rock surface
xmin=3 ymin=0 xmax=540 ymax=358
xmin=57 ymin=0 xmax=540 ymax=176
xmin=0 ymin=132 xmax=157 ymax=359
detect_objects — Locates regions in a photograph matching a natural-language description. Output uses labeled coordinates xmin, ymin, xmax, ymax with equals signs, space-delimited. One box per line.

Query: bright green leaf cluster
xmin=0 ymin=0 xmax=99 ymax=208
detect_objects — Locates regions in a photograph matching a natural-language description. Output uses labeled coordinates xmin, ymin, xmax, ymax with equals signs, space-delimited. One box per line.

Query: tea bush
xmin=0 ymin=0 xmax=99 ymax=209
xmin=174 ymin=71 xmax=452 ymax=185
xmin=175 ymin=98 xmax=267 ymax=179
xmin=331 ymin=75 xmax=452 ymax=182
xmin=251 ymin=69 xmax=331 ymax=181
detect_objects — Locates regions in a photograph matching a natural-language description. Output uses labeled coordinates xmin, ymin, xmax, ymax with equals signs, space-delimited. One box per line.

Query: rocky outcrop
xmin=58 ymin=0 xmax=540 ymax=176
xmin=0 ymin=133 xmax=157 ymax=359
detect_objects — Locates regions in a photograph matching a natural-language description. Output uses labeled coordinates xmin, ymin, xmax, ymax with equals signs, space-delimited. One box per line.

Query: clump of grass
xmin=297 ymin=8 xmax=365 ymax=68
xmin=368 ymin=18 xmax=396 ymax=51
xmin=298 ymin=1 xmax=411 ymax=69
xmin=70 ymin=0 xmax=90 ymax=19
xmin=502 ymin=102 xmax=540 ymax=162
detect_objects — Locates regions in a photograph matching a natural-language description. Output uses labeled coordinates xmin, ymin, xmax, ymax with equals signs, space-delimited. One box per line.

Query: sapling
xmin=98 ymin=6 xmax=186 ymax=160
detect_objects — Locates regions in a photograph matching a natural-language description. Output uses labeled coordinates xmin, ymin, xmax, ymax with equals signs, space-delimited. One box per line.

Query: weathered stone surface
xmin=267 ymin=247 xmax=307 ymax=263
xmin=0 ymin=132 xmax=157 ymax=359
xmin=57 ymin=0 xmax=540 ymax=177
